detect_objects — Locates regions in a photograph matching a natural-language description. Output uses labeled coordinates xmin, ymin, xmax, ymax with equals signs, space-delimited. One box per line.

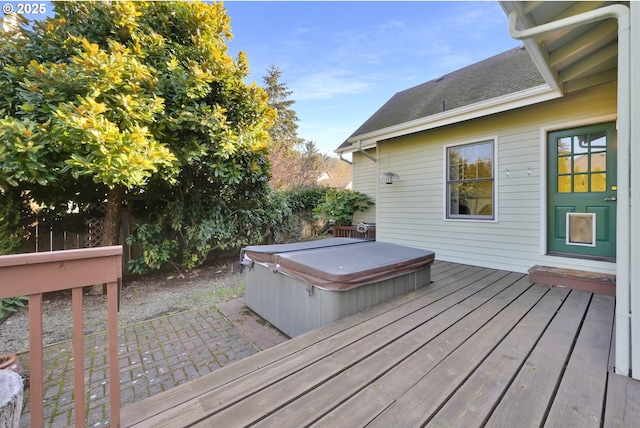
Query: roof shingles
xmin=342 ymin=46 xmax=545 ymax=147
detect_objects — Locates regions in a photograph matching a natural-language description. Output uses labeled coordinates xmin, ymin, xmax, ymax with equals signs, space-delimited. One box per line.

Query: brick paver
xmin=18 ymin=304 xmax=263 ymax=427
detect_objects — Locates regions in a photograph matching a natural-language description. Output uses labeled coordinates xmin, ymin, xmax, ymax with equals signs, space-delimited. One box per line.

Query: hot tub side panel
xmin=244 ymin=266 xmax=336 ymax=338
xmin=244 ymin=262 xmax=431 ymax=337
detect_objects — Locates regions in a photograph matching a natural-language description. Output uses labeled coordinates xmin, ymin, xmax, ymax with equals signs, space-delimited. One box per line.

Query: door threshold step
xmin=528 ymin=265 xmax=615 ymax=297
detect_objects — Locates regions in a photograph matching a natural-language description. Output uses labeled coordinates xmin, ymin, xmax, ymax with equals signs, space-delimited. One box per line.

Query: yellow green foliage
xmin=0 ymin=1 xmax=277 ymax=269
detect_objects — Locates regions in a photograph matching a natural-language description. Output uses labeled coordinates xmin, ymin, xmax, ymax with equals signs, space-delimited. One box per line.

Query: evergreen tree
xmin=263 ymin=65 xmax=301 ymax=153
xmin=262 ymin=65 xmax=326 ymax=190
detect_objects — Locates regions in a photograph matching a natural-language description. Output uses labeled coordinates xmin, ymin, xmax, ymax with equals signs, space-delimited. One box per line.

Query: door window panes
xmin=556 ymin=131 xmax=608 ymax=193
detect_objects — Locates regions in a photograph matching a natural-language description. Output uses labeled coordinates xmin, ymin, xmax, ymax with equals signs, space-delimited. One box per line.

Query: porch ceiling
xmin=500 ymin=1 xmax=627 ymax=93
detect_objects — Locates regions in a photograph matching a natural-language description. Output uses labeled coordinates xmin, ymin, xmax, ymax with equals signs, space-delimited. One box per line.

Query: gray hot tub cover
xmin=240 ymin=238 xmax=368 ymax=265
xmin=242 ymin=239 xmax=435 ymax=291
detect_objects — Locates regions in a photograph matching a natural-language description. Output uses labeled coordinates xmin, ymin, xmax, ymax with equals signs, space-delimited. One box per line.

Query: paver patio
xmin=17 ymin=302 xmax=286 ymax=427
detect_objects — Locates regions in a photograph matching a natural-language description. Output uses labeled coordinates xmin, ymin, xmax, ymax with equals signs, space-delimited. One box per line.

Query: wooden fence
xmin=333 ymin=225 xmax=376 ymax=240
xmin=23 ymin=212 xmax=134 ymax=272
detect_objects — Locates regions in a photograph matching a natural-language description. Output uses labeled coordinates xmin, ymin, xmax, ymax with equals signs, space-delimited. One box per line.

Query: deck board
xmin=367 ymin=280 xmax=549 ymax=427
xmin=252 ymin=271 xmax=524 ymax=427
xmin=311 ymin=272 xmax=528 ymax=427
xmin=604 ymin=372 xmax=640 ymax=427
xmin=429 ymin=286 xmax=570 ymax=427
xmin=485 ymin=289 xmax=592 ymax=427
xmin=544 ymin=294 xmax=615 ymax=427
xmin=136 ymin=268 xmax=510 ymax=427
xmin=121 ymin=262 xmax=637 ymax=428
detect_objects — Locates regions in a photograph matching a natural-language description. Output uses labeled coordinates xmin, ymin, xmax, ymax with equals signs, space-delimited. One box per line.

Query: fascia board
xmin=338 ymin=84 xmax=561 ymax=153
xmin=500 ymin=1 xmax=561 ymax=92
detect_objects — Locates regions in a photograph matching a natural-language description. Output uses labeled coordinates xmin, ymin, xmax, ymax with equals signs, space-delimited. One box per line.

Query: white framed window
xmin=446 ymin=139 xmax=495 ymax=220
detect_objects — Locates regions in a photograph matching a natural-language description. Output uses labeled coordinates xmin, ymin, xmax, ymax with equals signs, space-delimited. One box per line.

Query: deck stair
xmin=528 ymin=265 xmax=615 ymax=296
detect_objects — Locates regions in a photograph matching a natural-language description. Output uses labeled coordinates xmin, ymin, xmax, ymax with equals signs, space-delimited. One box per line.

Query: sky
xmin=223 ymin=1 xmax=522 ymax=155
xmin=3 ymin=1 xmax=523 ymax=155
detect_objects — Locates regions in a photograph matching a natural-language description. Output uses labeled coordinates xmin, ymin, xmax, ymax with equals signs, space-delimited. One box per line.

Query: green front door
xmin=547 ymin=122 xmax=617 ymax=260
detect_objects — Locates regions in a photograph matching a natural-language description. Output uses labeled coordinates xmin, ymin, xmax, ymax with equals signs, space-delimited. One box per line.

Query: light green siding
xmin=359 ymin=82 xmax=617 ymax=274
xmin=352 ymin=150 xmax=378 ymax=224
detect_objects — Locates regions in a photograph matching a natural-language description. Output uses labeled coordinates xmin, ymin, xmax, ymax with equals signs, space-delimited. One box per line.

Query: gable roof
xmin=337 ymin=46 xmax=549 ymax=152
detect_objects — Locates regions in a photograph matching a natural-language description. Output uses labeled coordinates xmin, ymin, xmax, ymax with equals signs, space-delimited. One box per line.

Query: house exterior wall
xmin=367 ymin=81 xmax=617 ymax=274
xmin=352 ymin=149 xmax=378 ymax=224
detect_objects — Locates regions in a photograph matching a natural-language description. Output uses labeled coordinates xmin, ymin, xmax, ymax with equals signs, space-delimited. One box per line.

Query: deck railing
xmin=332 ymin=225 xmax=376 ymax=240
xmin=0 ymin=246 xmax=123 ymax=428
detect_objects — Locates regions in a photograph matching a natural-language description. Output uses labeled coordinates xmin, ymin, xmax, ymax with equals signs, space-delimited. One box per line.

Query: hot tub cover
xmin=242 ymin=239 xmax=435 ymax=291
xmin=240 ymin=238 xmax=367 ymax=265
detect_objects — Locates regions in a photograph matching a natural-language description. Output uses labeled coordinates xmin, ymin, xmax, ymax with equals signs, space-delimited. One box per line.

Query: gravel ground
xmin=0 ymin=258 xmax=244 ymax=355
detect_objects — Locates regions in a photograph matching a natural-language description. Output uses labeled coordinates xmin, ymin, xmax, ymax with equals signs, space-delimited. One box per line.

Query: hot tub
xmin=241 ymin=238 xmax=435 ymax=337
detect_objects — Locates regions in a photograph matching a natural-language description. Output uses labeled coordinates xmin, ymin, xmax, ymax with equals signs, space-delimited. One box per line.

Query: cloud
xmin=292 ymin=70 xmax=373 ymax=100
xmin=376 ymin=19 xmax=406 ymax=33
xmin=295 ymin=24 xmax=320 ymax=36
xmin=444 ymin=3 xmax=509 ymax=36
xmin=451 ymin=9 xmax=486 ymax=26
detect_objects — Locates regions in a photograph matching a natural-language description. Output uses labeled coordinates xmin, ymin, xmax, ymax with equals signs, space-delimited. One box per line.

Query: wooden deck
xmin=121 ymin=261 xmax=640 ymax=427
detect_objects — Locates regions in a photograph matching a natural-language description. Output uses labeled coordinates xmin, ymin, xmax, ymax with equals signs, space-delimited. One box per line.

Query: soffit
xmin=500 ymin=1 xmax=626 ymax=93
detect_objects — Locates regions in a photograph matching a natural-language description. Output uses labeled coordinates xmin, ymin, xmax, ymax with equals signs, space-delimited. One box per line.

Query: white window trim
xmin=443 ymin=136 xmax=499 ymax=223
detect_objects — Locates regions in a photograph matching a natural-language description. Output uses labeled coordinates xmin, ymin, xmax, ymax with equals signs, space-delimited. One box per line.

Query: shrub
xmin=0 ymin=296 xmax=28 ymax=320
xmin=126 ymin=224 xmax=178 ymax=274
xmin=285 ymin=187 xmax=331 ymax=214
xmin=261 ymin=190 xmax=296 ymax=243
xmin=313 ymin=189 xmax=373 ymax=226
xmin=125 ymin=186 xmax=366 ymax=274
xmin=126 ymin=190 xmax=295 ymax=274
xmin=268 ymin=187 xmax=331 ymax=241
xmin=0 ymin=189 xmax=26 ymax=255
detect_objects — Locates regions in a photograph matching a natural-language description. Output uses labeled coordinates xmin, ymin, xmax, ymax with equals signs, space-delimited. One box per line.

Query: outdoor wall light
xmin=380 ymin=172 xmax=399 ymax=184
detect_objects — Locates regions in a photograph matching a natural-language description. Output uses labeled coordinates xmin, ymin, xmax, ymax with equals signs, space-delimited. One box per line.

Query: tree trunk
xmin=88 ymin=185 xmax=125 ymax=295
xmin=0 ymin=370 xmax=23 ymax=428
xmin=103 ymin=185 xmax=125 ymax=246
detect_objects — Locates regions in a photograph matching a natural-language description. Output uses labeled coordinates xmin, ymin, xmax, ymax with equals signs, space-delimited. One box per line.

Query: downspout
xmin=508 ymin=4 xmax=631 ymax=376
xmin=338 ymin=140 xmax=377 ymax=164
xmin=338 ymin=153 xmax=352 ymax=165
xmin=629 ymin=4 xmax=640 ymax=380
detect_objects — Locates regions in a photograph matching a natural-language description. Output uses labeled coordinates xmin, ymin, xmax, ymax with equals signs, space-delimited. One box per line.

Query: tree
xmin=0 ymin=188 xmax=25 ymax=255
xmin=0 ymin=2 xmax=274 ymax=259
xmin=262 ymin=65 xmax=327 ymax=190
xmin=262 ymin=65 xmax=300 ymax=153
xmin=283 ymin=140 xmax=327 ymax=189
